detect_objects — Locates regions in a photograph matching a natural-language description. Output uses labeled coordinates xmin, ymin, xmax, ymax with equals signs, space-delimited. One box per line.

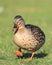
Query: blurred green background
xmin=0 ymin=0 xmax=52 ymax=65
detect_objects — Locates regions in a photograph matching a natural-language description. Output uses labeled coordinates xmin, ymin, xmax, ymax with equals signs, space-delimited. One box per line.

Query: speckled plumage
xmin=13 ymin=15 xmax=45 ymax=60
xmin=13 ymin=15 xmax=45 ymax=52
xmin=25 ymin=24 xmax=45 ymax=51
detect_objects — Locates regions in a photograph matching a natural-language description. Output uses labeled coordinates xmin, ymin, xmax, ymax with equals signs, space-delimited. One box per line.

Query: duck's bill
xmin=12 ymin=24 xmax=17 ymax=33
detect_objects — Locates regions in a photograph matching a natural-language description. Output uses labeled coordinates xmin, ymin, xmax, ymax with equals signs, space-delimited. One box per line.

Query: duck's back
xmin=25 ymin=24 xmax=45 ymax=51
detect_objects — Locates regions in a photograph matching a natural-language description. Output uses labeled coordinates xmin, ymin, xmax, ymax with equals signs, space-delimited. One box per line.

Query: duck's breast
xmin=14 ymin=29 xmax=38 ymax=50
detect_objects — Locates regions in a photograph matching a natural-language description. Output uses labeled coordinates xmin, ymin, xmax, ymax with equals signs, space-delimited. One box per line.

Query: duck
xmin=13 ymin=15 xmax=45 ymax=61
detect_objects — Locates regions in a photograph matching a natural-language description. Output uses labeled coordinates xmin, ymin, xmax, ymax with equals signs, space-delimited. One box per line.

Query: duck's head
xmin=13 ymin=15 xmax=25 ymax=33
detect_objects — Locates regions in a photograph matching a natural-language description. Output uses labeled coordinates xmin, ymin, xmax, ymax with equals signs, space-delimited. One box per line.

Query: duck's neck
xmin=17 ymin=25 xmax=26 ymax=33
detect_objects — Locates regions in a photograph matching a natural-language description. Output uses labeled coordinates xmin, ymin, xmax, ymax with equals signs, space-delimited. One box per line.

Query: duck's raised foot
xmin=13 ymin=50 xmax=23 ymax=57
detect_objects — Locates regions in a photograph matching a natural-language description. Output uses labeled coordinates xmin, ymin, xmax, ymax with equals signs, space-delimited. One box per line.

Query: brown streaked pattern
xmin=13 ymin=15 xmax=46 ymax=60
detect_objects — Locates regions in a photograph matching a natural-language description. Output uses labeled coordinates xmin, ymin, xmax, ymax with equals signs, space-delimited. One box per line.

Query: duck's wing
xmin=25 ymin=24 xmax=45 ymax=44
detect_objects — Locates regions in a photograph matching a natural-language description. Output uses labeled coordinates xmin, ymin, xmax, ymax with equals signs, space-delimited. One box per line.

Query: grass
xmin=0 ymin=0 xmax=52 ymax=65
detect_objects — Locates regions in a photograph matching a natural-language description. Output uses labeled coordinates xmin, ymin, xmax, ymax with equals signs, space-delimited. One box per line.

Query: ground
xmin=0 ymin=0 xmax=52 ymax=65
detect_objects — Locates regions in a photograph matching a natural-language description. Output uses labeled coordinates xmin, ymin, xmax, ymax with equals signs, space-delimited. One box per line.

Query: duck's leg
xmin=22 ymin=52 xmax=35 ymax=62
xmin=30 ymin=52 xmax=35 ymax=60
xmin=13 ymin=48 xmax=23 ymax=57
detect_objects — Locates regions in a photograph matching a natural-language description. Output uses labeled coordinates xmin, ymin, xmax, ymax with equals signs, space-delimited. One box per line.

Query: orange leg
xmin=13 ymin=48 xmax=23 ymax=57
xmin=22 ymin=52 xmax=35 ymax=62
xmin=30 ymin=52 xmax=35 ymax=59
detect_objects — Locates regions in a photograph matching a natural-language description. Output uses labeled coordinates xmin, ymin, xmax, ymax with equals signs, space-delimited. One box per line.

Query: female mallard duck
xmin=13 ymin=15 xmax=45 ymax=60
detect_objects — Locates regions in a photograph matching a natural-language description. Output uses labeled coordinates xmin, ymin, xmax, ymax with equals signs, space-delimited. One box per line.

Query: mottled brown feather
xmin=13 ymin=15 xmax=45 ymax=52
xmin=25 ymin=24 xmax=45 ymax=51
